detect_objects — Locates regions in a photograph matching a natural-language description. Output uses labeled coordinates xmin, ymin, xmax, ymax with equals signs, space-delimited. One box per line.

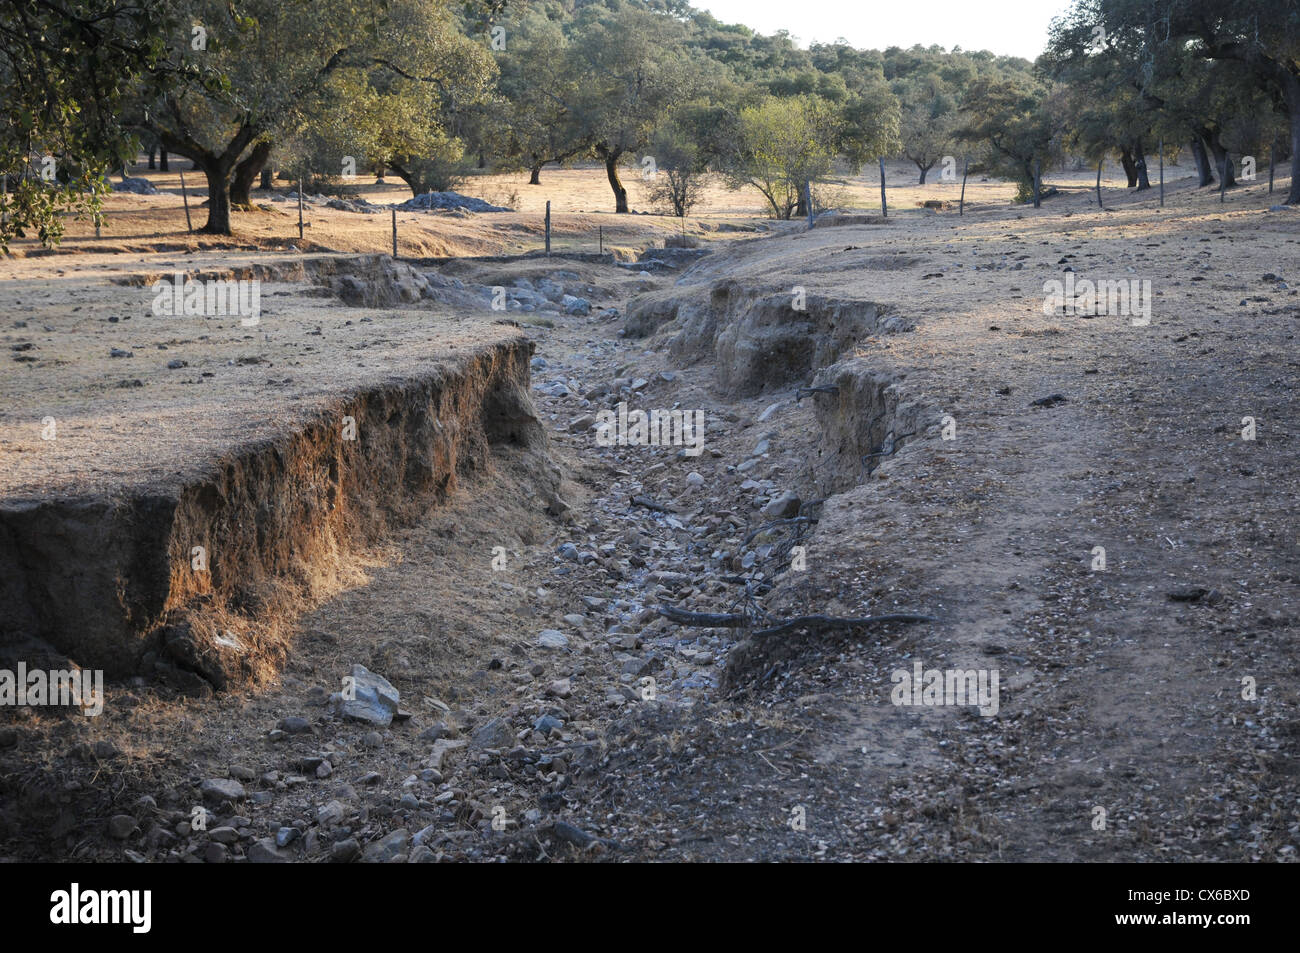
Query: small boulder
xmin=537 ymin=629 xmax=569 ymax=650
xmin=761 ymin=491 xmax=801 ymax=519
xmin=339 ymin=664 xmax=400 ymax=726
xmin=199 ymin=778 xmax=246 ymax=804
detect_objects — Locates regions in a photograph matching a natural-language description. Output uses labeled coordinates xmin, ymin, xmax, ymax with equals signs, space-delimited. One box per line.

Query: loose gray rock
xmin=533 ymin=714 xmax=563 ymax=736
xmin=563 ymin=295 xmax=591 ymax=316
xmin=361 ymin=829 xmax=410 ymax=863
xmin=317 ymin=800 xmax=347 ymax=827
xmin=552 ymin=820 xmax=596 ymax=848
xmin=418 ymin=722 xmax=450 ymax=742
xmin=114 ymin=176 xmax=158 ymax=195
xmin=199 ymin=778 xmax=246 ymax=803
xmin=761 ymin=490 xmax=801 ymax=518
xmin=339 ymin=664 xmax=400 ymax=726
xmin=471 ymin=717 xmax=515 ymax=750
xmin=330 ymin=837 xmax=360 ymax=862
xmin=537 ymin=629 xmax=569 ymax=649
xmin=209 ymin=826 xmax=241 ymax=844
xmin=249 ymin=838 xmax=290 ymax=863
xmin=428 ymin=738 xmax=467 ymax=772
xmin=396 ymin=191 xmax=511 ymax=213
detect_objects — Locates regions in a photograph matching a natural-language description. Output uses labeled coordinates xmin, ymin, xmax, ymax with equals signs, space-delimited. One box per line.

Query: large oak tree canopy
xmin=0 ymin=0 xmax=175 ymax=248
xmin=1082 ymin=0 xmax=1300 ymax=203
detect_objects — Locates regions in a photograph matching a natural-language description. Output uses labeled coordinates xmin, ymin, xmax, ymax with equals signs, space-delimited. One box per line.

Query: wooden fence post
xmin=391 ymin=207 xmax=397 ymax=259
xmin=179 ymin=168 xmax=193 ymax=234
xmin=545 ymin=200 xmax=551 ymax=254
xmin=1096 ymin=158 xmax=1103 ymax=210
xmin=878 ymin=157 xmax=887 ymax=217
xmin=298 ymin=177 xmax=305 ymax=238
xmin=959 ymin=156 xmax=969 ymax=216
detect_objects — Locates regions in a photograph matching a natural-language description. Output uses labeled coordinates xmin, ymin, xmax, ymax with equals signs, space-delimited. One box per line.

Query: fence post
xmin=179 ymin=168 xmax=193 ymax=234
xmin=545 ymin=200 xmax=551 ymax=254
xmin=1096 ymin=158 xmax=1103 ymax=210
xmin=298 ymin=176 xmax=304 ymax=238
xmin=1269 ymin=143 xmax=1275 ymax=194
xmin=959 ymin=156 xmax=969 ymax=216
xmin=391 ymin=207 xmax=397 ymax=259
xmin=1033 ymin=158 xmax=1041 ymax=208
xmin=599 ymin=225 xmax=603 ymax=255
xmin=878 ymin=157 xmax=887 ymax=217
xmin=805 ymin=181 xmax=814 ymax=226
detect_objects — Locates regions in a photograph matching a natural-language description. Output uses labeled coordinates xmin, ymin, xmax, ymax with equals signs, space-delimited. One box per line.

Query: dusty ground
xmin=0 ymin=257 xmax=528 ymax=500
xmin=3 ymin=156 xmax=1189 ymax=259
xmin=0 ymin=158 xmax=1296 ymax=862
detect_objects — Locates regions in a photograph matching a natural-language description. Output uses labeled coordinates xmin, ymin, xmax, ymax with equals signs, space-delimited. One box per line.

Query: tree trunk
xmin=529 ymin=164 xmax=541 ymax=186
xmin=230 ymin=139 xmax=272 ymax=208
xmin=795 ymin=181 xmax=809 ymax=218
xmin=917 ymin=163 xmax=929 ymax=185
xmin=1275 ymin=132 xmax=1293 ymax=164
xmin=1134 ymin=141 xmax=1151 ymax=191
xmin=159 ymin=149 xmax=169 ymax=172
xmin=1021 ymin=159 xmax=1036 ymax=199
xmin=147 ymin=147 xmax=156 ymax=170
xmin=200 ymin=160 xmax=233 ymax=235
xmin=1206 ymin=135 xmax=1236 ymax=189
xmin=1190 ymin=137 xmax=1214 ymax=187
xmin=1284 ymin=72 xmax=1300 ymax=204
xmin=1120 ymin=146 xmax=1138 ymax=188
xmin=388 ymin=162 xmax=428 ymax=197
xmin=477 ymin=151 xmax=486 ymax=170
xmin=600 ymin=147 xmax=628 ymax=213
xmin=260 ymin=167 xmax=273 ymax=190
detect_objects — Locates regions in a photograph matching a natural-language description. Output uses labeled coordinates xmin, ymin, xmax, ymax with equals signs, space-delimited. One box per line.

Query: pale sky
xmin=697 ymin=0 xmax=1074 ymax=61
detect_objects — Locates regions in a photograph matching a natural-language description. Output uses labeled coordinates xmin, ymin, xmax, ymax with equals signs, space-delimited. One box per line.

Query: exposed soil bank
xmin=628 ymin=278 xmax=912 ymax=396
xmin=0 ymin=338 xmax=547 ymax=688
xmin=805 ymin=359 xmax=939 ymax=497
